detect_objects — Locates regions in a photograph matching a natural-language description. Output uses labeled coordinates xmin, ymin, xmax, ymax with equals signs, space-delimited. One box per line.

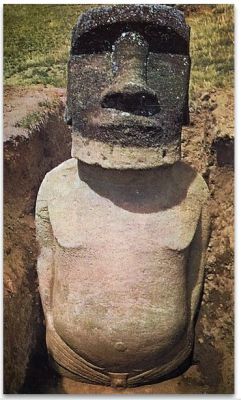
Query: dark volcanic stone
xmin=66 ymin=5 xmax=191 ymax=169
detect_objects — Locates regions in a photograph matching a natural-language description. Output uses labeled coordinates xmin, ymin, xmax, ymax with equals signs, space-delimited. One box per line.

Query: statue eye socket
xmin=72 ymin=25 xmax=188 ymax=56
xmin=72 ymin=32 xmax=114 ymax=55
xmin=73 ymin=39 xmax=112 ymax=55
xmin=145 ymin=28 xmax=188 ymax=55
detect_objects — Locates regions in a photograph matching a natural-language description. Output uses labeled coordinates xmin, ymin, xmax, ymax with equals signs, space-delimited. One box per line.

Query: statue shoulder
xmin=189 ymin=169 xmax=210 ymax=206
xmin=37 ymin=158 xmax=78 ymax=202
xmin=174 ymin=161 xmax=210 ymax=205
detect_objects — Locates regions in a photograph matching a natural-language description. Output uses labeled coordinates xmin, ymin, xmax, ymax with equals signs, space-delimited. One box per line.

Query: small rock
xmin=209 ymin=103 xmax=218 ymax=111
xmin=201 ymin=92 xmax=210 ymax=101
xmin=208 ymin=255 xmax=216 ymax=265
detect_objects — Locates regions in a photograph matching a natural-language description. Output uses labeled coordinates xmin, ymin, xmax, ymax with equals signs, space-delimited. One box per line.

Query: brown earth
xmin=3 ymin=85 xmax=234 ymax=394
xmin=3 ymin=86 xmax=72 ymax=393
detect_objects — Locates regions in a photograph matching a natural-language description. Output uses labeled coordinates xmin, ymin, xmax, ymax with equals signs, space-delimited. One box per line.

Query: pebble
xmin=208 ymin=255 xmax=216 ymax=265
xmin=201 ymin=92 xmax=210 ymax=101
xmin=209 ymin=103 xmax=218 ymax=111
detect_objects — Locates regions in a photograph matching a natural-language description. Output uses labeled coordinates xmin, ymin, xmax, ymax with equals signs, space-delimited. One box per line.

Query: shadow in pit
xmin=19 ymin=307 xmax=59 ymax=394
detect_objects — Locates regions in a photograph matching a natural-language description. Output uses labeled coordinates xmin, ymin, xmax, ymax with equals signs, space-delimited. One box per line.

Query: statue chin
xmin=71 ymin=132 xmax=181 ymax=169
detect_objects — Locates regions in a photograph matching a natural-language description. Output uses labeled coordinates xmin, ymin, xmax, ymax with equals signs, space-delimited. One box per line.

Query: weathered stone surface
xmin=36 ymin=158 xmax=209 ymax=387
xmin=36 ymin=5 xmax=210 ymax=389
xmin=66 ymin=5 xmax=190 ymax=169
xmin=71 ymin=5 xmax=190 ymax=52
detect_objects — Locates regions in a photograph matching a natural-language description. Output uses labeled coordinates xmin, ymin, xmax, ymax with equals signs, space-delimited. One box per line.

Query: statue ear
xmin=64 ymin=105 xmax=72 ymax=126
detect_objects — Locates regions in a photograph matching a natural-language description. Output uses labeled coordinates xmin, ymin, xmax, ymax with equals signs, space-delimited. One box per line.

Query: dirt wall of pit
xmin=3 ymin=89 xmax=234 ymax=394
xmin=4 ymin=101 xmax=71 ymax=393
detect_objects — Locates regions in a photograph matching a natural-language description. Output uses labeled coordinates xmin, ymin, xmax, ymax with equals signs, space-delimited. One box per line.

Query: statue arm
xmin=35 ymin=180 xmax=55 ymax=331
xmin=188 ymin=197 xmax=210 ymax=325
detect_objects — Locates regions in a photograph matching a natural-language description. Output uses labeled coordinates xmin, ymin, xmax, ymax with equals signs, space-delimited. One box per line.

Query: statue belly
xmin=52 ymin=243 xmax=189 ymax=371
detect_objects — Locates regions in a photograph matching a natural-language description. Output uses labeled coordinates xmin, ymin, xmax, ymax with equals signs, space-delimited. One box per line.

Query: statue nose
xmin=101 ymin=32 xmax=160 ymax=117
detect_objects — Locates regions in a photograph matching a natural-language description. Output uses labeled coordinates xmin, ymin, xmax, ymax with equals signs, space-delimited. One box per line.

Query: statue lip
xmin=88 ymin=108 xmax=163 ymax=129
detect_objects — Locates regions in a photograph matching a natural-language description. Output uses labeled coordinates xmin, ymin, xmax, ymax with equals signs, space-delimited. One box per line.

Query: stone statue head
xmin=66 ymin=5 xmax=191 ymax=169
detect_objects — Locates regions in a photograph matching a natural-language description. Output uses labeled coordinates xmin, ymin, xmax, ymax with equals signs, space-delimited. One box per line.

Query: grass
xmin=14 ymin=111 xmax=46 ymax=130
xmin=186 ymin=5 xmax=234 ymax=96
xmin=4 ymin=5 xmax=95 ymax=87
xmin=14 ymin=99 xmax=60 ymax=130
xmin=4 ymin=4 xmax=234 ymax=95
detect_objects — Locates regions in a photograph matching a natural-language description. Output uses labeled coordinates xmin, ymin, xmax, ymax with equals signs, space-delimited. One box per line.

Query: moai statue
xmin=36 ymin=5 xmax=210 ymax=388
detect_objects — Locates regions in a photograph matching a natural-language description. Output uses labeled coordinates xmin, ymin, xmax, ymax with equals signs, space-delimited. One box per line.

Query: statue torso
xmin=43 ymin=159 xmax=205 ymax=373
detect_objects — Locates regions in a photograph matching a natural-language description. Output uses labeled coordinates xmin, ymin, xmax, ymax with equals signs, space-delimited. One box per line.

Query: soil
xmin=3 ymin=85 xmax=234 ymax=394
xmin=3 ymin=85 xmax=72 ymax=394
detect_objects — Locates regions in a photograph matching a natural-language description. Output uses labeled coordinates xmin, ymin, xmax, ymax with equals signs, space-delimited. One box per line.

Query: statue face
xmin=66 ymin=5 xmax=191 ymax=169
